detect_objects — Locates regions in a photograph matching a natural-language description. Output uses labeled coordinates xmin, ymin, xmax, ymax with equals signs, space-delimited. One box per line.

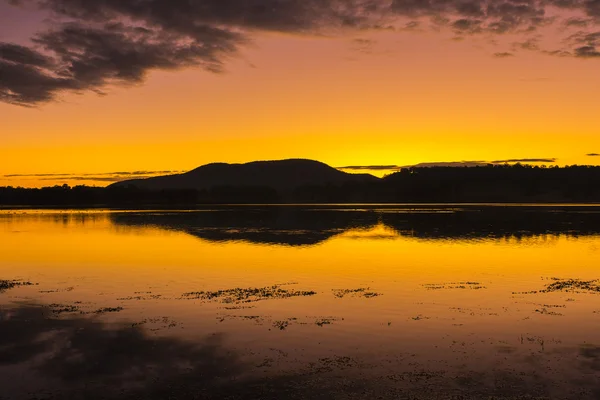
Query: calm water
xmin=1 ymin=206 xmax=600 ymax=399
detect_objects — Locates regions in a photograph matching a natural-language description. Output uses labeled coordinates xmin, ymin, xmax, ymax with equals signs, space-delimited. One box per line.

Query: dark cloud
xmin=0 ymin=43 xmax=53 ymax=67
xmin=491 ymin=158 xmax=557 ymax=163
xmin=514 ymin=37 xmax=541 ymax=51
xmin=575 ymin=45 xmax=600 ymax=56
xmin=564 ymin=17 xmax=593 ymax=27
xmin=587 ymin=153 xmax=600 ymax=156
xmin=338 ymin=165 xmax=400 ymax=171
xmin=1 ymin=20 xmax=242 ymax=106
xmin=566 ymin=30 xmax=600 ymax=57
xmin=3 ymin=170 xmax=185 ymax=183
xmin=397 ymin=158 xmax=557 ymax=168
xmin=3 ymin=0 xmax=600 ymax=106
xmin=494 ymin=51 xmax=515 ymax=57
xmin=4 ymin=170 xmax=182 ymax=178
xmin=400 ymin=161 xmax=492 ymax=168
xmin=39 ymin=176 xmax=137 ymax=182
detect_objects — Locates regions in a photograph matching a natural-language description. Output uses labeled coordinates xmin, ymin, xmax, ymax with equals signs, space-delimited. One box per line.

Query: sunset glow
xmin=1 ymin=1 xmax=600 ymax=187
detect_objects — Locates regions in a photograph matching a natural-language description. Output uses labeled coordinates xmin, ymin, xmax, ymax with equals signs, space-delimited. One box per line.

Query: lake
xmin=1 ymin=205 xmax=600 ymax=399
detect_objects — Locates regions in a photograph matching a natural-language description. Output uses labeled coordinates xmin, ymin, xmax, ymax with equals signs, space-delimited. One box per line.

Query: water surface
xmin=1 ymin=205 xmax=600 ymax=399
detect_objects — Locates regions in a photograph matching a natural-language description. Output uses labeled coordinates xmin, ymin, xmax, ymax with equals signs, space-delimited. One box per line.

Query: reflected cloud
xmin=1 ymin=302 xmax=599 ymax=399
xmin=0 ymin=303 xmax=245 ymax=399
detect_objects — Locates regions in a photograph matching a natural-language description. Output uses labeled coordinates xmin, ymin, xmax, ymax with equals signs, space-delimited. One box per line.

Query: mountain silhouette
xmin=109 ymin=159 xmax=378 ymax=191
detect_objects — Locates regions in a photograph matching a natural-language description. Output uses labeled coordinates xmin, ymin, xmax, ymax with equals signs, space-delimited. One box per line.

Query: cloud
xmin=3 ymin=0 xmax=600 ymax=106
xmin=490 ymin=158 xmax=557 ymax=163
xmin=398 ymin=158 xmax=557 ymax=168
xmin=338 ymin=165 xmax=400 ymax=171
xmin=400 ymin=161 xmax=491 ymax=168
xmin=587 ymin=153 xmax=600 ymax=156
xmin=4 ymin=170 xmax=182 ymax=177
xmin=3 ymin=170 xmax=184 ymax=183
xmin=1 ymin=22 xmax=242 ymax=106
xmin=494 ymin=52 xmax=515 ymax=58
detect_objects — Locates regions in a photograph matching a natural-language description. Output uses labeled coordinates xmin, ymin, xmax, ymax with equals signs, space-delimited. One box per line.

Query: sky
xmin=1 ymin=0 xmax=600 ymax=187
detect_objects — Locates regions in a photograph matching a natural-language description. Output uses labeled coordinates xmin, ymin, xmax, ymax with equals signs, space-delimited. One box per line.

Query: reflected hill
xmin=379 ymin=206 xmax=600 ymax=241
xmin=109 ymin=206 xmax=600 ymax=246
xmin=110 ymin=207 xmax=380 ymax=246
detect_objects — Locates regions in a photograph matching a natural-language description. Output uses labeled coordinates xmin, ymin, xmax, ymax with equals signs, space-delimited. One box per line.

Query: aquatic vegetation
xmin=117 ymin=294 xmax=162 ymax=301
xmin=545 ymin=279 xmax=600 ymax=293
xmin=218 ymin=315 xmax=263 ymax=323
xmin=315 ymin=317 xmax=339 ymax=327
xmin=222 ymin=305 xmax=256 ymax=310
xmin=534 ymin=308 xmax=563 ymax=316
xmin=307 ymin=356 xmax=360 ymax=373
xmin=273 ymin=320 xmax=289 ymax=330
xmin=423 ymin=282 xmax=486 ymax=290
xmin=387 ymin=370 xmax=442 ymax=383
xmin=0 ymin=279 xmax=34 ymax=293
xmin=94 ymin=307 xmax=124 ymax=314
xmin=48 ymin=303 xmax=80 ymax=314
xmin=181 ymin=285 xmax=317 ymax=304
xmin=332 ymin=288 xmax=382 ymax=299
xmin=514 ymin=278 xmax=600 ymax=295
xmin=132 ymin=317 xmax=178 ymax=330
xmin=39 ymin=287 xmax=74 ymax=293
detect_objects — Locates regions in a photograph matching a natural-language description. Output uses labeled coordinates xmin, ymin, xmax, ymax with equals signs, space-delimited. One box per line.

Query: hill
xmin=109 ymin=159 xmax=378 ymax=191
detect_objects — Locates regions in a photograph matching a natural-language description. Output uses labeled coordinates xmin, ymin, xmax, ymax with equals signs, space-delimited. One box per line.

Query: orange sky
xmin=1 ymin=2 xmax=600 ymax=187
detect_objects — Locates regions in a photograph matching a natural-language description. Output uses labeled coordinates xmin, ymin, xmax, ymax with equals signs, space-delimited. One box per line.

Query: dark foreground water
xmin=1 ymin=205 xmax=600 ymax=399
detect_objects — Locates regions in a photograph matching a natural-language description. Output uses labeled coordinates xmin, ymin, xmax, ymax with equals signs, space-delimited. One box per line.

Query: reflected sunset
xmin=2 ymin=207 xmax=600 ymax=398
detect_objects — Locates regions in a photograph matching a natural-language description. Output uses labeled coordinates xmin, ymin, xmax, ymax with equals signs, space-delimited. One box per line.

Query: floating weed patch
xmin=132 ymin=317 xmax=178 ymax=330
xmin=513 ymin=278 xmax=600 ymax=295
xmin=0 ymin=279 xmax=34 ymax=293
xmin=315 ymin=317 xmax=341 ymax=327
xmin=308 ymin=356 xmax=360 ymax=373
xmin=530 ymin=303 xmax=566 ymax=309
xmin=39 ymin=287 xmax=74 ymax=293
xmin=94 ymin=307 xmax=124 ymax=314
xmin=423 ymin=282 xmax=486 ymax=290
xmin=219 ymin=315 xmax=263 ymax=323
xmin=117 ymin=294 xmax=162 ymax=301
xmin=221 ymin=305 xmax=256 ymax=310
xmin=48 ymin=303 xmax=80 ymax=314
xmin=546 ymin=279 xmax=600 ymax=293
xmin=273 ymin=320 xmax=289 ymax=330
xmin=387 ymin=370 xmax=443 ymax=383
xmin=332 ymin=288 xmax=382 ymax=299
xmin=181 ymin=285 xmax=317 ymax=304
xmin=534 ymin=307 xmax=563 ymax=316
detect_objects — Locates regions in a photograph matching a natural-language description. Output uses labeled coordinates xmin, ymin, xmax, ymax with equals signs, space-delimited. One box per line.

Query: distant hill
xmin=109 ymin=159 xmax=378 ymax=191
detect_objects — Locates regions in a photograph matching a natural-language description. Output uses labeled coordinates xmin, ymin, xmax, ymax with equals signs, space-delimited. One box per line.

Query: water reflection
xmin=0 ymin=303 xmax=243 ymax=399
xmin=2 ymin=207 xmax=600 ymax=399
xmin=1 ymin=302 xmax=600 ymax=399
xmin=109 ymin=206 xmax=600 ymax=246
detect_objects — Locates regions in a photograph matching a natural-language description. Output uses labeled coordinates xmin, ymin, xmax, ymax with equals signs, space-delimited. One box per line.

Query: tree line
xmin=1 ymin=164 xmax=600 ymax=206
